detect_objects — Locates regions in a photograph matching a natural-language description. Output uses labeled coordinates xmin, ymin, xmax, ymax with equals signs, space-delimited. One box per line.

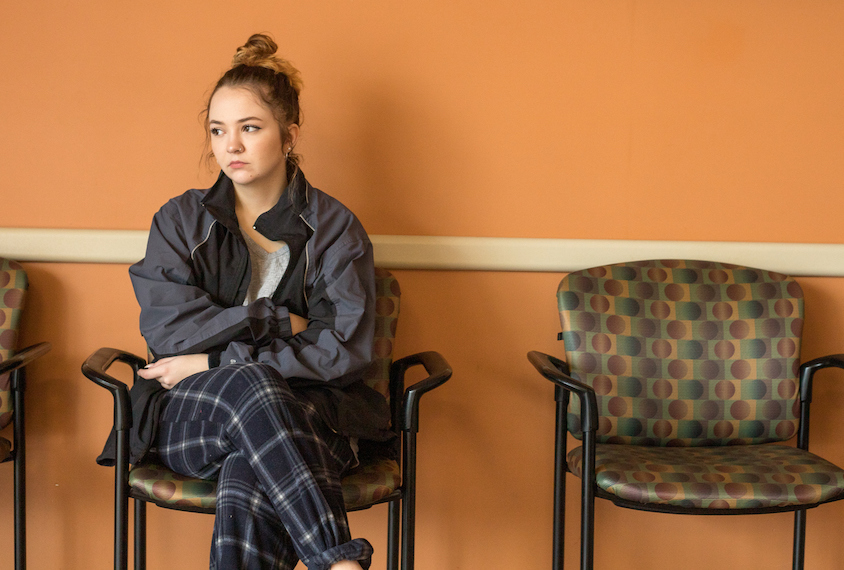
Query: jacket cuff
xmin=208 ymin=351 xmax=221 ymax=368
xmin=273 ymin=307 xmax=294 ymax=339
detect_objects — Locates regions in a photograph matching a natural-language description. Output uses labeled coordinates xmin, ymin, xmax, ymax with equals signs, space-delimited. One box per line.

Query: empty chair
xmin=0 ymin=257 xmax=51 ymax=569
xmin=529 ymin=259 xmax=844 ymax=569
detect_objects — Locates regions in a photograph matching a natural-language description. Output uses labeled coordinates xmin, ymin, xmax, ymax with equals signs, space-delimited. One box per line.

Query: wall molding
xmin=1 ymin=227 xmax=843 ymax=276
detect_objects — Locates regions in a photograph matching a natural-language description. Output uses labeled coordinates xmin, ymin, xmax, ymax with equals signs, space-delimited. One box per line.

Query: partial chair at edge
xmin=528 ymin=259 xmax=844 ymax=570
xmin=0 ymin=257 xmax=52 ymax=570
xmin=82 ymin=268 xmax=451 ymax=570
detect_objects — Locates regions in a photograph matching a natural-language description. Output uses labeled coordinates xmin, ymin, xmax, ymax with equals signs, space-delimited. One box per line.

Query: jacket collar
xmin=201 ymin=167 xmax=312 ymax=243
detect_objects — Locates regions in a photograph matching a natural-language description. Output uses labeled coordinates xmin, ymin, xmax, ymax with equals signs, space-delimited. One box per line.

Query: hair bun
xmin=232 ymin=33 xmax=303 ymax=94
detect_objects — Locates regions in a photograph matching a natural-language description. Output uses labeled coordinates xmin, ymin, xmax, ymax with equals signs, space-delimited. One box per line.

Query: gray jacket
xmin=128 ymin=169 xmax=390 ymax=441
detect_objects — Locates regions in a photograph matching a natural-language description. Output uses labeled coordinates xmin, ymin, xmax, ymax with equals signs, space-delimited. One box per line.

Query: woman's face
xmin=208 ymin=86 xmax=296 ymax=193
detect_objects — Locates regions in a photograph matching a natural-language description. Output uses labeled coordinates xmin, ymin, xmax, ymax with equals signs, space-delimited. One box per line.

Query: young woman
xmin=128 ymin=34 xmax=385 ymax=570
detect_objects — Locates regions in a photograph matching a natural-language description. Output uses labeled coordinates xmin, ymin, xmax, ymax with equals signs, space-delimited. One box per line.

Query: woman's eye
xmin=210 ymin=127 xmax=223 ymax=136
xmin=243 ymin=125 xmax=260 ymax=132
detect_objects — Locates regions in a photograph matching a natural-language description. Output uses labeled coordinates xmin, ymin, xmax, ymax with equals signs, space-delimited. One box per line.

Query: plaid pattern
xmin=129 ymin=268 xmax=404 ymax=513
xmin=158 ymin=363 xmax=373 ymax=570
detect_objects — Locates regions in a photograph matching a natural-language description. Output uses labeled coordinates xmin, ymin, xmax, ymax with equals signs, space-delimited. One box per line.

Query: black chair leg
xmin=553 ymin=396 xmax=567 ymax=570
xmin=14 ymin=450 xmax=25 ymax=570
xmin=387 ymin=499 xmax=401 ymax=570
xmin=13 ymin=368 xmax=26 ymax=570
xmin=402 ymin=431 xmax=418 ymax=570
xmin=134 ymin=500 xmax=147 ymax=570
xmin=14 ymin=463 xmax=25 ymax=570
xmin=580 ymin=479 xmax=595 ymax=570
xmin=552 ymin=468 xmax=564 ymax=570
xmin=793 ymin=508 xmax=807 ymax=570
xmin=580 ymin=432 xmax=596 ymax=570
xmin=114 ymin=430 xmax=130 ymax=570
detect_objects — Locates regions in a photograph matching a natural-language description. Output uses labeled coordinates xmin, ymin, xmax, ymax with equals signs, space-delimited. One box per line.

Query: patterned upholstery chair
xmin=82 ymin=268 xmax=451 ymax=570
xmin=528 ymin=259 xmax=844 ymax=570
xmin=0 ymin=257 xmax=51 ymax=570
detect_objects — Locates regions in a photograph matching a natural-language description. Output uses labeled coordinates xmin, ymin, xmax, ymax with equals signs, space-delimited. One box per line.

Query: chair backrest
xmin=0 ymin=258 xmax=28 ymax=429
xmin=362 ymin=268 xmax=401 ymax=409
xmin=558 ymin=259 xmax=803 ymax=447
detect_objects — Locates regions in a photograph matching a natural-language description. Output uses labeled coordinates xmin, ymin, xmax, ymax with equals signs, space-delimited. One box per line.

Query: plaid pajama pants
xmin=156 ymin=362 xmax=373 ymax=570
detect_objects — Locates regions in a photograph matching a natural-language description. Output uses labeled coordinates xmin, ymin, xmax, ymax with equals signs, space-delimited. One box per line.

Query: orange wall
xmin=2 ymin=2 xmax=844 ymax=569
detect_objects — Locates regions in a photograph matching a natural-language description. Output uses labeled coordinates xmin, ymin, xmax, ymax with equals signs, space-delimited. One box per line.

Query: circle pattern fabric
xmin=567 ymin=442 xmax=844 ymax=509
xmin=130 ymin=456 xmax=402 ymax=511
xmin=365 ymin=268 xmax=401 ymax=404
xmin=130 ymin=462 xmax=217 ymax=509
xmin=0 ymin=258 xmax=28 ymax=431
xmin=557 ymin=260 xmax=802 ymax=446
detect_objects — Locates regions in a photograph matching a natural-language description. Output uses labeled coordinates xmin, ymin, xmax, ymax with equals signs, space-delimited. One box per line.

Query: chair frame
xmin=83 ymin=347 xmax=451 ymax=570
xmin=529 ymin=350 xmax=844 ymax=570
xmin=0 ymin=342 xmax=51 ymax=570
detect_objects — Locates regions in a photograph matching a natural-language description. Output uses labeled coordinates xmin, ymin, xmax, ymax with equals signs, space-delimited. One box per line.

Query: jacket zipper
xmin=299 ymin=213 xmax=315 ymax=308
xmin=190 ymin=220 xmax=217 ymax=261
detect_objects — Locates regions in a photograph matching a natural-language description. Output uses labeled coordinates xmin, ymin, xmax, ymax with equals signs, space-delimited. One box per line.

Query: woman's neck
xmin=234 ymin=173 xmax=288 ymax=225
xmin=233 ymin=172 xmax=290 ymax=254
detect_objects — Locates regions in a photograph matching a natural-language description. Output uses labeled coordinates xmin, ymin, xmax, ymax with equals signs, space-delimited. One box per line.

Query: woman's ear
xmin=287 ymin=123 xmax=300 ymax=151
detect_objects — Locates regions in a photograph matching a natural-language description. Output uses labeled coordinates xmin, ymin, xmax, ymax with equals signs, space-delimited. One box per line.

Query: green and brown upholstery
xmin=530 ymin=259 xmax=844 ymax=569
xmin=556 ymin=259 xmax=844 ymax=509
xmin=567 ymin=442 xmax=844 ymax=510
xmin=0 ymin=257 xmax=28 ymax=440
xmin=129 ymin=267 xmax=404 ymax=511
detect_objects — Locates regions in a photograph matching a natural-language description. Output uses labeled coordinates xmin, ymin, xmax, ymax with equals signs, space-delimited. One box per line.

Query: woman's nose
xmin=227 ymin=136 xmax=243 ymax=154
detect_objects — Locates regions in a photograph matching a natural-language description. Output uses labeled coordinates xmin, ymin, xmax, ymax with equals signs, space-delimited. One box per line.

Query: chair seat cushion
xmin=129 ymin=462 xmax=217 ymax=510
xmin=568 ymin=443 xmax=844 ymax=509
xmin=0 ymin=436 xmax=10 ymax=462
xmin=342 ymin=457 xmax=402 ymax=509
xmin=129 ymin=456 xmax=401 ymax=511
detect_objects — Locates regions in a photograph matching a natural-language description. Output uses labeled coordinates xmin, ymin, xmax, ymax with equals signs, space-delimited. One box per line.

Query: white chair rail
xmin=1 ymin=227 xmax=843 ymax=276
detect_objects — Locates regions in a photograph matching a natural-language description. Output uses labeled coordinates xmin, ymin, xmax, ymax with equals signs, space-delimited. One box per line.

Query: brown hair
xmin=202 ymin=34 xmax=303 ymax=171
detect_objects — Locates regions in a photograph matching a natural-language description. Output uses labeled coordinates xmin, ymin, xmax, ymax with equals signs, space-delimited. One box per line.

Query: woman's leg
xmin=212 ymin=450 xmax=298 ymax=569
xmin=156 ymin=363 xmax=373 ymax=570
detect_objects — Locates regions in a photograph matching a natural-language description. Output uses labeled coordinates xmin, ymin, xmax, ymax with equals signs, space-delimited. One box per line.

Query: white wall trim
xmin=1 ymin=227 xmax=843 ymax=276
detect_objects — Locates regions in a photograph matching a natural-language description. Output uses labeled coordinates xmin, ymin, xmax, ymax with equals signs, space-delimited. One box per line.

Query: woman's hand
xmin=138 ymin=313 xmax=305 ymax=390
xmin=138 ymin=354 xmax=210 ymax=389
xmin=289 ymin=313 xmax=308 ymax=335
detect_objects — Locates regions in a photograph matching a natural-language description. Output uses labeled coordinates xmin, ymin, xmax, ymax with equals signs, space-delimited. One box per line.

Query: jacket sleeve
xmin=130 ymin=207 xmax=294 ymax=358
xmin=218 ymin=237 xmax=376 ymax=385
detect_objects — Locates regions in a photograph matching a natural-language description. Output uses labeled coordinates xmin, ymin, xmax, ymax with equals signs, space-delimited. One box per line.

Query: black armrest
xmin=528 ymin=350 xmax=599 ymax=433
xmin=0 ymin=342 xmax=51 ymax=376
xmin=798 ymin=353 xmax=844 ymax=403
xmin=793 ymin=354 xmax=844 ymax=450
xmin=81 ymin=347 xmax=146 ymax=432
xmin=391 ymin=351 xmax=452 ymax=433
